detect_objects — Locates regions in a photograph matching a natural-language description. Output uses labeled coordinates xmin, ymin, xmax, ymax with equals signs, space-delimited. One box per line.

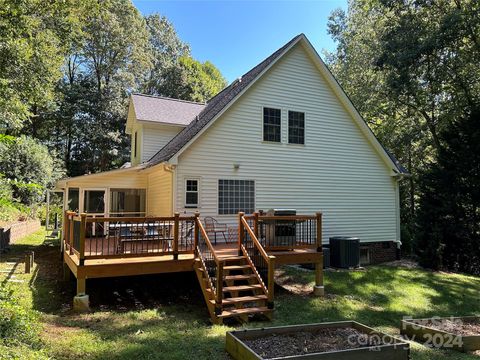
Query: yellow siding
xmin=66 ymin=171 xmax=147 ymax=188
xmin=147 ymin=165 xmax=173 ymax=216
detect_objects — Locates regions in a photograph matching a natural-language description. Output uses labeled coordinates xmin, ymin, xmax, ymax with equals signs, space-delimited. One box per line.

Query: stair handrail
xmin=195 ymin=216 xmax=224 ymax=314
xmin=239 ymin=213 xmax=276 ymax=307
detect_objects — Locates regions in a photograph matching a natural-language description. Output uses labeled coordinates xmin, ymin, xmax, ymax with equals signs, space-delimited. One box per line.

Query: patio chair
xmin=204 ymin=217 xmax=228 ymax=244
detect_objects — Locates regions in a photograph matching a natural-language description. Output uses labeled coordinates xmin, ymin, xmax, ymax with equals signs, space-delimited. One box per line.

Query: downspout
xmin=393 ymin=172 xmax=409 ymax=250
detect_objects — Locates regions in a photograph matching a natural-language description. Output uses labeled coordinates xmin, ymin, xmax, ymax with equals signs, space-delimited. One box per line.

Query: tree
xmin=0 ymin=135 xmax=62 ymax=204
xmin=326 ymin=0 xmax=480 ymax=252
xmin=142 ymin=15 xmax=226 ymax=102
xmin=161 ymin=56 xmax=227 ymax=102
xmin=0 ymin=0 xmax=80 ymax=130
xmin=415 ymin=107 xmax=480 ymax=275
xmin=30 ymin=0 xmax=152 ymax=176
xmin=142 ymin=14 xmax=190 ymax=95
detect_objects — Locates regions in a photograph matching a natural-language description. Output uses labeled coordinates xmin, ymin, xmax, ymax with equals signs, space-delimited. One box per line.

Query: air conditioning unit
xmin=329 ymin=237 xmax=360 ymax=268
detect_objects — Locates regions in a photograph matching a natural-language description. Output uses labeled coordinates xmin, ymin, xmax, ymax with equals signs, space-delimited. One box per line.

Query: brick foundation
xmin=361 ymin=241 xmax=398 ymax=265
xmin=0 ymin=220 xmax=41 ymax=251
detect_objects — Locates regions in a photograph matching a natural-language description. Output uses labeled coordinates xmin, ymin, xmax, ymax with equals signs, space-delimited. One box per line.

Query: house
xmin=57 ymin=34 xmax=408 ymax=321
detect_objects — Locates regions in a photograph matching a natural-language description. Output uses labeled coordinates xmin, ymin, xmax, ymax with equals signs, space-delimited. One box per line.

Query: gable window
xmin=185 ymin=179 xmax=199 ymax=208
xmin=218 ymin=179 xmax=255 ymax=215
xmin=288 ymin=111 xmax=305 ymax=144
xmin=263 ymin=107 xmax=281 ymax=142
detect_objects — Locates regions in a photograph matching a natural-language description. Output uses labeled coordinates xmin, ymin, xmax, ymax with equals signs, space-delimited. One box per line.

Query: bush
xmin=0 ymin=135 xmax=63 ymax=206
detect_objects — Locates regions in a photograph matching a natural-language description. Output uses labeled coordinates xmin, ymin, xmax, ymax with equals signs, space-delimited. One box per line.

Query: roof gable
xmin=145 ymin=34 xmax=407 ymax=175
xmin=131 ymin=94 xmax=205 ymax=126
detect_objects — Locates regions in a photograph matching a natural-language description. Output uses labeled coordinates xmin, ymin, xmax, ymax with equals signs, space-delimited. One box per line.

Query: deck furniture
xmin=204 ymin=217 xmax=228 ymax=244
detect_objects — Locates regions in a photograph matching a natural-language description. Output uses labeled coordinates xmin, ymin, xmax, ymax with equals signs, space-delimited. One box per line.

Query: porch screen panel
xmin=67 ymin=188 xmax=79 ymax=212
xmin=110 ymin=189 xmax=146 ymax=216
xmin=218 ymin=180 xmax=255 ymax=215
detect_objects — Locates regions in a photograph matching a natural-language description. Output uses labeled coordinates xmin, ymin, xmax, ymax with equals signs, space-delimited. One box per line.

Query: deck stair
xmin=194 ymin=253 xmax=272 ymax=324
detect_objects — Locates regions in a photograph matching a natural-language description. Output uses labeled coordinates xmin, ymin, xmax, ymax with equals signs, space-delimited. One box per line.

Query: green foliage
xmin=143 ymin=15 xmax=227 ymax=102
xmin=0 ymin=0 xmax=80 ymax=130
xmin=416 ymin=108 xmax=480 ymax=275
xmin=160 ymin=56 xmax=227 ymax=102
xmin=0 ymin=284 xmax=41 ymax=349
xmin=327 ymin=0 xmax=480 ymax=257
xmin=0 ymin=135 xmax=62 ymax=205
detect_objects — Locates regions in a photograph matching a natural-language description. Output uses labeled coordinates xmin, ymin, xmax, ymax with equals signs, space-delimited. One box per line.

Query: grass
xmin=1 ymin=231 xmax=479 ymax=359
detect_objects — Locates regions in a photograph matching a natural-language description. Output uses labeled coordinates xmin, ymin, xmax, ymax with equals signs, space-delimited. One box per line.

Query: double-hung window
xmin=263 ymin=107 xmax=281 ymax=142
xmin=185 ymin=179 xmax=199 ymax=208
xmin=218 ymin=180 xmax=255 ymax=215
xmin=288 ymin=111 xmax=305 ymax=144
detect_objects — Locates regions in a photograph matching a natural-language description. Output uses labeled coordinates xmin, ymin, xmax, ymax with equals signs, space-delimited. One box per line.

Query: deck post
xmin=315 ymin=212 xmax=323 ymax=253
xmin=69 ymin=213 xmax=74 ymax=255
xmin=79 ymin=213 xmax=86 ymax=266
xmin=194 ymin=212 xmax=200 ymax=255
xmin=63 ymin=210 xmax=69 ymax=249
xmin=173 ymin=212 xmax=179 ymax=260
xmin=215 ymin=260 xmax=224 ymax=316
xmin=267 ymin=255 xmax=275 ymax=309
xmin=253 ymin=211 xmax=259 ymax=238
xmin=314 ymin=212 xmax=324 ymax=296
xmin=73 ymin=277 xmax=90 ymax=312
xmin=238 ymin=212 xmax=245 ymax=256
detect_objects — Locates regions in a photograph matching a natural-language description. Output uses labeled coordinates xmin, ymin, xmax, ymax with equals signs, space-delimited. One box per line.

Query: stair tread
xmin=209 ymin=295 xmax=268 ymax=305
xmin=223 ymin=284 xmax=263 ymax=292
xmin=224 ymin=265 xmax=250 ymax=270
xmin=218 ymin=306 xmax=272 ymax=318
xmin=222 ymin=256 xmax=246 ymax=261
xmin=225 ymin=274 xmax=256 ymax=281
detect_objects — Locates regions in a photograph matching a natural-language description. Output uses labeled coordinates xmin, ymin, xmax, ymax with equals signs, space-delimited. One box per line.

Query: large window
xmin=110 ymin=188 xmax=146 ymax=216
xmin=263 ymin=107 xmax=281 ymax=142
xmin=288 ymin=111 xmax=305 ymax=144
xmin=185 ymin=179 xmax=199 ymax=208
xmin=218 ymin=180 xmax=255 ymax=215
xmin=67 ymin=188 xmax=79 ymax=211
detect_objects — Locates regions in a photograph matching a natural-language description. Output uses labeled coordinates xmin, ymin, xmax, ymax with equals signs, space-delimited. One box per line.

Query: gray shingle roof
xmin=146 ymin=34 xmax=303 ymax=166
xmin=131 ymin=94 xmax=205 ymax=126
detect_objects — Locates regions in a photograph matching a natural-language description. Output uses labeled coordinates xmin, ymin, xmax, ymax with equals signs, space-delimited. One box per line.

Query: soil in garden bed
xmin=243 ymin=327 xmax=384 ymax=359
xmin=417 ymin=319 xmax=480 ymax=336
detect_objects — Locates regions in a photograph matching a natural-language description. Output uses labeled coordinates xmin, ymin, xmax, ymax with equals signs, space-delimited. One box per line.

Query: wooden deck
xmin=63 ymin=211 xmax=325 ymax=317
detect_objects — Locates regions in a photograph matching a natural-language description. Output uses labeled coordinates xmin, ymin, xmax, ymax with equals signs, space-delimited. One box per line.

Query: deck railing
xmin=255 ymin=212 xmax=323 ymax=251
xmin=195 ymin=215 xmax=225 ymax=315
xmin=64 ymin=210 xmax=196 ymax=264
xmin=239 ymin=212 xmax=276 ymax=308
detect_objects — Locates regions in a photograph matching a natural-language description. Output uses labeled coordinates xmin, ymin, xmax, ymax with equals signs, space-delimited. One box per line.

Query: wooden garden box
xmin=226 ymin=321 xmax=410 ymax=360
xmin=401 ymin=316 xmax=480 ymax=352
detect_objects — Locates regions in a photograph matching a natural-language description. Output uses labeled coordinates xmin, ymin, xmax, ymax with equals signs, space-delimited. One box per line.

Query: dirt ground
xmin=243 ymin=327 xmax=384 ymax=358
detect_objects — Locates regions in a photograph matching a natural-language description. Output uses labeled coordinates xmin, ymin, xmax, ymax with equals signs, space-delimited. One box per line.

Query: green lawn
xmin=1 ymin=231 xmax=479 ymax=359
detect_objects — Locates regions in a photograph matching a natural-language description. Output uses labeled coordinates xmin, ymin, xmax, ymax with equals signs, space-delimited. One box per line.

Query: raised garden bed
xmin=401 ymin=316 xmax=480 ymax=352
xmin=226 ymin=321 xmax=410 ymax=360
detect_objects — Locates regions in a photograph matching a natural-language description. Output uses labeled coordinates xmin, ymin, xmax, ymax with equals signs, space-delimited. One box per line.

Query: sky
xmin=132 ymin=0 xmax=347 ymax=82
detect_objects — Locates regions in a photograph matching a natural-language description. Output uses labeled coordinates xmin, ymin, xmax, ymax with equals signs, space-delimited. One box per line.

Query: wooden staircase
xmin=194 ymin=254 xmax=272 ymax=324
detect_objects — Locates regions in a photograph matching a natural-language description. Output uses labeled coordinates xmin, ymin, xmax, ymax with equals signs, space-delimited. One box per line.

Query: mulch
xmin=421 ymin=319 xmax=480 ymax=336
xmin=243 ymin=327 xmax=384 ymax=359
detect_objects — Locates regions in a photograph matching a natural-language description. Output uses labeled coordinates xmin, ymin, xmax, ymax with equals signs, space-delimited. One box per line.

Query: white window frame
xmin=184 ymin=178 xmax=200 ymax=208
